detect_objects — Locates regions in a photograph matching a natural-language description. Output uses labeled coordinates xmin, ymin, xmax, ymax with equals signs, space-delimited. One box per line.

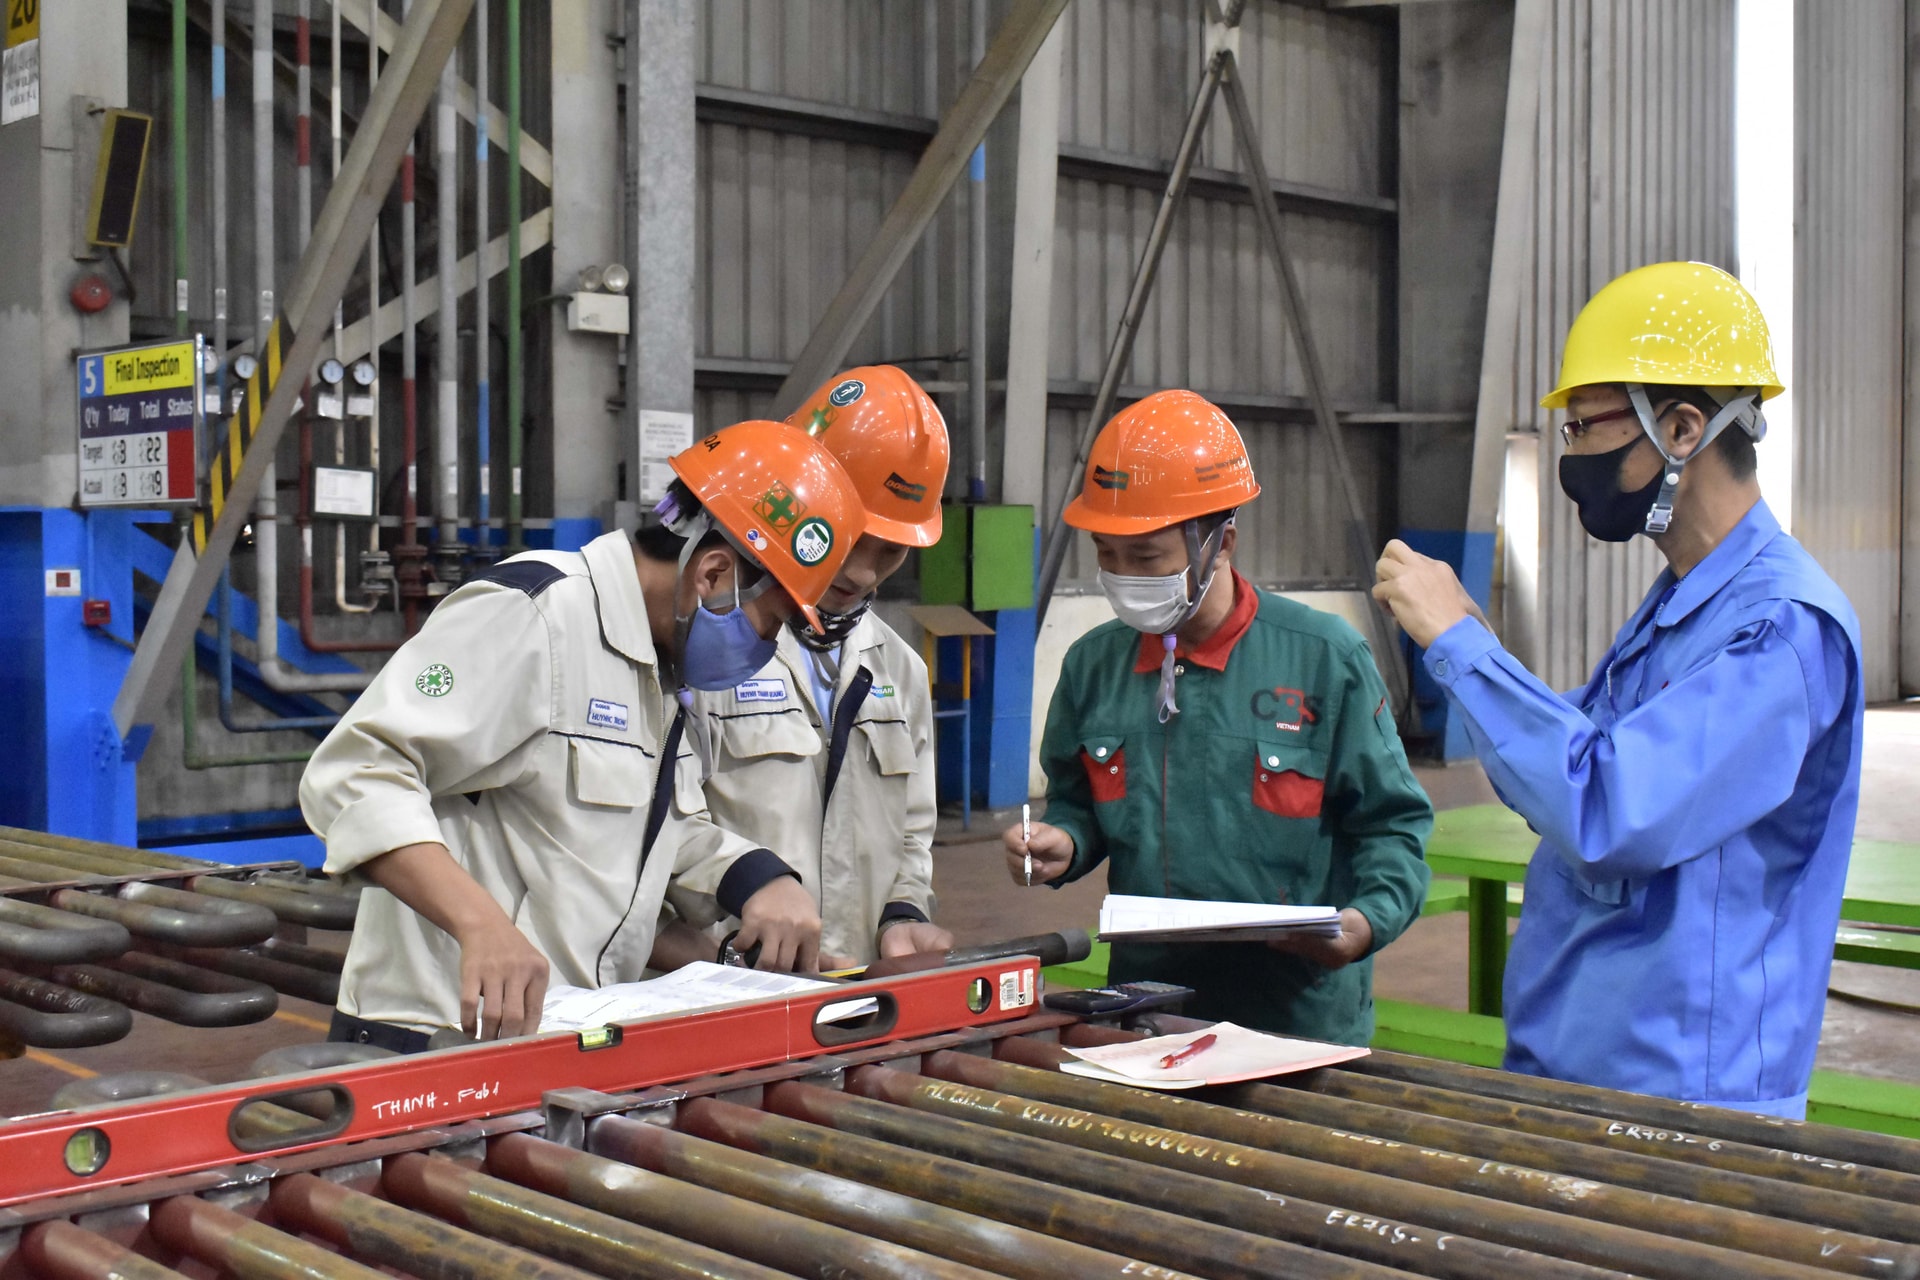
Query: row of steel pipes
xmin=167 ymin=0 xmax=530 ymax=764
xmin=0 ymin=826 xmax=355 ymax=1049
xmin=11 ymin=1008 xmax=1920 ymax=1278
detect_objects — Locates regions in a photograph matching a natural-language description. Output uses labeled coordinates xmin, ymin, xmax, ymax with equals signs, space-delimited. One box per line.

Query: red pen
xmin=1157 ymin=1032 xmax=1218 ymax=1071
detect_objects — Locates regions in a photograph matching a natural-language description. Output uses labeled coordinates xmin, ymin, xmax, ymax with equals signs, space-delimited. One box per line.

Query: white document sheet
xmin=1097 ymin=894 xmax=1343 ymax=943
xmin=541 ymin=962 xmax=875 ymax=1033
xmin=1062 ymin=1022 xmax=1370 ymax=1090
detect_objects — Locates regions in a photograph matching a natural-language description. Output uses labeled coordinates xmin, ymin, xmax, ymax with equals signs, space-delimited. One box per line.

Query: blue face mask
xmin=679 ymin=593 xmax=777 ymax=691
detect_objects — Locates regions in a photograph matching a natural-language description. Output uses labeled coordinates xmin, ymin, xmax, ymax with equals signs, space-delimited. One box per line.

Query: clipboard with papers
xmin=1097 ymin=893 xmax=1343 ymax=944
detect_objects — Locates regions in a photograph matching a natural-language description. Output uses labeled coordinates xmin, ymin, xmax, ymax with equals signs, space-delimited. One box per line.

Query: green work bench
xmin=1424 ymin=804 xmax=1920 ymax=1014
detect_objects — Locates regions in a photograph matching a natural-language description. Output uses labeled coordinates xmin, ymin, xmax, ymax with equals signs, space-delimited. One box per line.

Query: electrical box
xmin=919 ymin=503 xmax=1035 ymax=612
xmin=566 ymin=292 xmax=629 ymax=336
xmin=84 ymin=110 xmax=153 ymax=250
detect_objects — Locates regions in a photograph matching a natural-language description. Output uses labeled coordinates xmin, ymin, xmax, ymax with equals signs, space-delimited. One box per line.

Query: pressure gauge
xmin=231 ymin=353 xmax=259 ymax=381
xmin=601 ymin=263 xmax=631 ymax=295
xmin=200 ymin=345 xmax=221 ymax=376
xmin=350 ymin=359 xmax=377 ymax=387
xmin=318 ymin=357 xmax=345 ymax=385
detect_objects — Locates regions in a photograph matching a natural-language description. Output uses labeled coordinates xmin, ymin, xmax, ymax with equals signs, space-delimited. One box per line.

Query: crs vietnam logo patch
xmin=1092 ymin=465 xmax=1130 ymax=491
xmin=415 ymin=663 xmax=455 ymax=697
xmin=753 ymin=482 xmax=807 ymax=534
xmin=828 ymin=378 xmax=866 ymax=407
xmin=791 ymin=517 xmax=835 ymax=567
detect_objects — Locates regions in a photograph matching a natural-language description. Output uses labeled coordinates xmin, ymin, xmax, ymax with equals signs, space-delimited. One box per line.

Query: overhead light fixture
xmin=578 ymin=265 xmax=604 ymax=293
xmin=601 ymin=263 xmax=631 ymax=295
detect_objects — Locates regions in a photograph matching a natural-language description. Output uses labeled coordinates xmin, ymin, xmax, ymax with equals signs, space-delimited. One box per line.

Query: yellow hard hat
xmin=1541 ymin=261 xmax=1784 ymax=409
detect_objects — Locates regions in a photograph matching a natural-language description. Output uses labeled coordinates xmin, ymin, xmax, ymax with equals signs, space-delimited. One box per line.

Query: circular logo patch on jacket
xmin=791 ymin=517 xmax=835 ymax=566
xmin=416 ymin=663 xmax=455 ymax=697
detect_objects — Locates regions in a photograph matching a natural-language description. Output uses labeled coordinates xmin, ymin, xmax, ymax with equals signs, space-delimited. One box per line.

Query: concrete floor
xmin=5 ymin=705 xmax=1916 ymax=1118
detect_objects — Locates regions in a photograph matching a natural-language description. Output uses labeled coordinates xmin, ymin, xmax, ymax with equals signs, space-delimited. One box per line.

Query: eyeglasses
xmin=1559 ymin=400 xmax=1679 ymax=447
xmin=1558 ymin=405 xmax=1638 ymax=447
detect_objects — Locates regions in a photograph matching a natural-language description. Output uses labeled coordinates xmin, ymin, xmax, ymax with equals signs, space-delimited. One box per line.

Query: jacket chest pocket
xmin=856 ymin=718 xmax=916 ymax=777
xmin=1081 ymin=736 xmax=1126 ymax=804
xmin=569 ymin=739 xmax=648 ymax=810
xmin=1251 ymin=738 xmax=1325 ymax=819
xmin=719 ymin=709 xmax=824 ymax=767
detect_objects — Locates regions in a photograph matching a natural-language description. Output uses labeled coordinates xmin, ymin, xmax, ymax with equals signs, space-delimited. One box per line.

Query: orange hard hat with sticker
xmin=1063 ymin=390 xmax=1261 ymax=535
xmin=668 ymin=420 xmax=867 ymax=631
xmin=787 ymin=365 xmax=950 ymax=547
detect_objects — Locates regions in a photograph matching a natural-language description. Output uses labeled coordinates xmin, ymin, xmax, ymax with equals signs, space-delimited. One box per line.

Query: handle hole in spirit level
xmin=228 ymin=1085 xmax=354 ymax=1153
xmin=810 ymin=992 xmax=897 ymax=1046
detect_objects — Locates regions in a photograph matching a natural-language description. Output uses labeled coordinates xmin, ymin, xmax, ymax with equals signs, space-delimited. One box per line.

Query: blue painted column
xmin=0 ymin=508 xmax=145 ymax=842
xmin=1397 ymin=528 xmax=1495 ymax=761
xmin=972 ymin=605 xmax=1035 ymax=808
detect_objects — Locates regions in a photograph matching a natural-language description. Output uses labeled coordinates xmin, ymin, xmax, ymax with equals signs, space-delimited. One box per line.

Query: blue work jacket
xmin=1425 ymin=501 xmax=1863 ymax=1117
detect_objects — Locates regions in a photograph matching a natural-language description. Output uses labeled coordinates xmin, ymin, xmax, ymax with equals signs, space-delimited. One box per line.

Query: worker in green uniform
xmin=1005 ymin=390 xmax=1433 ymax=1043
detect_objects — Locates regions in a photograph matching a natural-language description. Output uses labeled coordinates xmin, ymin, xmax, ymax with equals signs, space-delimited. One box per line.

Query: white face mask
xmin=1097 ymin=569 xmax=1193 ymax=634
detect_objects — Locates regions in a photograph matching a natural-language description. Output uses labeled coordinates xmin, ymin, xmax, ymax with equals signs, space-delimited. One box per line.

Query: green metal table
xmin=1424 ymin=804 xmax=1920 ymax=1015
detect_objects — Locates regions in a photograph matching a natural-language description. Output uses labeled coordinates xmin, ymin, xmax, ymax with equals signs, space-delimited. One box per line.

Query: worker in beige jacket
xmin=655 ymin=367 xmax=955 ymax=968
xmin=300 ymin=422 xmax=868 ymax=1048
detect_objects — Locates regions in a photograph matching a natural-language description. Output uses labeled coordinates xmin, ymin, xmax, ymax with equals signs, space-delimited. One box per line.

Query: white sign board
xmin=638 ymin=409 xmax=695 ymax=505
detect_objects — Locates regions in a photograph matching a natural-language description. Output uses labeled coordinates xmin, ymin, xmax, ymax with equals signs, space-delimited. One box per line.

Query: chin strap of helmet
xmin=1625 ymin=385 xmax=1763 ymax=535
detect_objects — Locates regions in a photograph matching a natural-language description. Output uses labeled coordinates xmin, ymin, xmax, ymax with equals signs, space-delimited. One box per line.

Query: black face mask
xmin=1557 ymin=437 xmax=1664 ymax=542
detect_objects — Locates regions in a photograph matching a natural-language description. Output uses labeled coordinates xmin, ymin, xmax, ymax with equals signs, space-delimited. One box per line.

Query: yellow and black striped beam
xmin=191 ymin=316 xmax=291 ymax=554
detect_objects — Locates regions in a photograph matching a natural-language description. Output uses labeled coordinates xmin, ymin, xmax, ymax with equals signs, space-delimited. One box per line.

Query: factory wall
xmin=1487 ymin=0 xmax=1738 ymax=694
xmin=1793 ymin=0 xmax=1905 ymax=704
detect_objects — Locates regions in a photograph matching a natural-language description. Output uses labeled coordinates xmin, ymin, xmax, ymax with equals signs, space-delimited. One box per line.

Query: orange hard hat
xmin=1062 ymin=390 xmax=1261 ymax=535
xmin=787 ymin=365 xmax=950 ymax=547
xmin=668 ymin=421 xmax=868 ymax=632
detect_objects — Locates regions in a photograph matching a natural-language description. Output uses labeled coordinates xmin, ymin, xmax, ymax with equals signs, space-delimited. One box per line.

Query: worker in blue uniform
xmin=1372 ymin=261 xmax=1864 ymax=1118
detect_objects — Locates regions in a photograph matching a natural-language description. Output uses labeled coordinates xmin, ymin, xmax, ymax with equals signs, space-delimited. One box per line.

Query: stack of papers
xmin=1098 ymin=894 xmax=1343 ymax=943
xmin=541 ymin=961 xmax=876 ymax=1033
xmin=1062 ymin=1023 xmax=1369 ymax=1090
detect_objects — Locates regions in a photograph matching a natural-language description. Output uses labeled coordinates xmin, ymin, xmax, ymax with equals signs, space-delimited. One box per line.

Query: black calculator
xmin=1043 ymin=980 xmax=1193 ymax=1016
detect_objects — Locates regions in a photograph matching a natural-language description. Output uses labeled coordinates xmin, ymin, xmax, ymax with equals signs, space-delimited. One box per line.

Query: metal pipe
xmin=1353 ymin=1050 xmax=1920 ymax=1179
xmin=382 ymin=1152 xmax=796 ymax=1280
xmin=329 ymin=0 xmax=378 ymax=620
xmin=20 ymin=1220 xmax=192 ymax=1280
xmin=48 ymin=887 xmax=276 ymax=949
xmin=174 ymin=0 xmax=191 ymax=337
xmin=856 ymin=928 xmax=1091 ymax=980
xmin=0 ymin=854 xmax=110 ymax=887
xmin=0 ymin=898 xmax=131 ymax=965
xmin=46 ymin=952 xmax=278 ymax=1027
xmin=122 ymin=882 xmax=279 ymax=938
xmin=838 ymin=1065 xmax=1624 ymax=1280
xmin=0 ymin=969 xmax=133 ymax=1047
xmin=268 ymin=1171 xmax=603 ymax=1280
xmin=342 ymin=0 xmax=387 ymax=615
xmin=152 ymin=942 xmax=340 ymax=1004
xmin=0 ymin=824 xmax=281 ymax=872
xmin=592 ymin=1111 xmax=1203 ymax=1280
xmin=488 ymin=1130 xmax=993 ymax=1280
xmin=184 ymin=632 xmax=312 ymax=768
xmin=435 ymin=38 xmax=461 ymax=572
xmin=684 ymin=1093 xmax=1379 ymax=1280
xmin=504 ymin=0 xmax=523 ymax=554
xmin=966 ymin=0 xmax=988 ymax=501
xmin=1034 ymin=50 xmax=1226 ymax=625
xmin=150 ymin=1192 xmax=389 ymax=1280
xmin=186 ymin=874 xmax=360 ymax=929
xmin=212 ymin=0 xmax=228 ymax=417
xmin=473 ymin=0 xmax=490 ymax=556
xmin=942 ymin=1048 xmax=1883 ymax=1280
xmin=396 ymin=0 xmax=428 ymax=624
xmin=1231 ymin=1074 xmax=1920 ymax=1236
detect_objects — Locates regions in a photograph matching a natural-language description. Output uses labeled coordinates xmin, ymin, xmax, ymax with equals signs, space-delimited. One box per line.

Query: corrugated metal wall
xmin=1492 ymin=0 xmax=1738 ymax=692
xmin=1793 ymin=0 xmax=1904 ymax=704
xmin=692 ymin=0 xmax=1397 ymax=589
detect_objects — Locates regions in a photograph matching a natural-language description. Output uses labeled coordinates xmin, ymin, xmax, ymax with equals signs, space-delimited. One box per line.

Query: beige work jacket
xmin=687 ymin=613 xmax=937 ymax=965
xmin=300 ymin=532 xmax=783 ymax=1034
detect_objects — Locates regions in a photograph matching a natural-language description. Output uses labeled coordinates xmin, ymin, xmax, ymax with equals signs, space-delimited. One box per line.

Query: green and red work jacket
xmin=1040 ymin=572 xmax=1433 ymax=1044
